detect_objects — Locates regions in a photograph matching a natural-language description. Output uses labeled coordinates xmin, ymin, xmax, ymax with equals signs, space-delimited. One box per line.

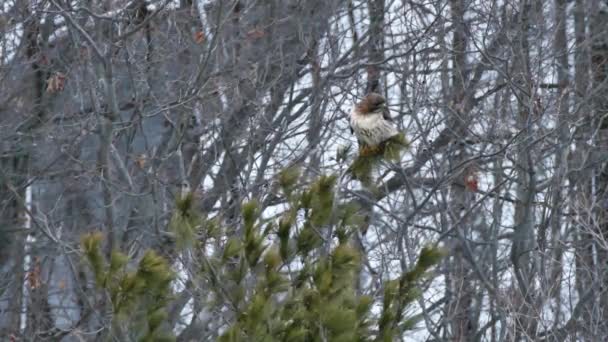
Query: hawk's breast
xmin=350 ymin=110 xmax=398 ymax=146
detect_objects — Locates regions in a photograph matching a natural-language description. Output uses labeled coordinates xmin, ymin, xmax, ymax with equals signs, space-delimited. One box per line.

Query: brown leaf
xmin=135 ymin=154 xmax=147 ymax=169
xmin=79 ymin=47 xmax=89 ymax=62
xmin=464 ymin=172 xmax=479 ymax=192
xmin=246 ymin=28 xmax=265 ymax=40
xmin=46 ymin=72 xmax=67 ymax=94
xmin=39 ymin=54 xmax=49 ymax=66
xmin=194 ymin=31 xmax=205 ymax=44
xmin=26 ymin=258 xmax=42 ymax=289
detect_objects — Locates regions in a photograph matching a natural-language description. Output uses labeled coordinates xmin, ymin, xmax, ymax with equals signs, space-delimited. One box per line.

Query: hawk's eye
xmin=374 ymin=102 xmax=386 ymax=111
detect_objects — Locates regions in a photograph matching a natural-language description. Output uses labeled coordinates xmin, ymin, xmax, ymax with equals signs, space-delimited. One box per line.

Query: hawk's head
xmin=355 ymin=92 xmax=386 ymax=115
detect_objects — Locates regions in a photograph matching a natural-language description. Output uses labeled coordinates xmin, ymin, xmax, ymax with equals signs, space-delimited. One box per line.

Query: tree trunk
xmin=445 ymin=0 xmax=477 ymax=340
xmin=366 ymin=0 xmax=384 ymax=93
xmin=509 ymin=0 xmax=539 ymax=338
xmin=590 ymin=0 xmax=608 ymax=337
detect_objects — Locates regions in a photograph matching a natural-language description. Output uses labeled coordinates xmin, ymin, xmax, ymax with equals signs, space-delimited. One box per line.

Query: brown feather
xmin=356 ymin=92 xmax=386 ymax=114
xmin=350 ymin=92 xmax=399 ymax=147
xmin=382 ymin=106 xmax=392 ymax=121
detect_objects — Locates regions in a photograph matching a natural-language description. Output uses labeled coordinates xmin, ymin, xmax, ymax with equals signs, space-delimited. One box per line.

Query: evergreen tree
xmin=81 ymin=232 xmax=176 ymax=341
xmin=81 ymin=146 xmax=442 ymax=341
xmin=171 ymin=164 xmax=442 ymax=341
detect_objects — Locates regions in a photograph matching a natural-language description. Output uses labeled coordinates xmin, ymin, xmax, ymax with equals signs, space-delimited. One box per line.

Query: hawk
xmin=349 ymin=92 xmax=399 ymax=155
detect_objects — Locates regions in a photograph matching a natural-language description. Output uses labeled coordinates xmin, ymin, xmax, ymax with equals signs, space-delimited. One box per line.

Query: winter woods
xmin=1 ymin=0 xmax=608 ymax=340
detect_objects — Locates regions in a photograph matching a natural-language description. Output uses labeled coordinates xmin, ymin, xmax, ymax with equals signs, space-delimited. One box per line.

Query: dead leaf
xmin=194 ymin=31 xmax=205 ymax=44
xmin=46 ymin=72 xmax=67 ymax=94
xmin=136 ymin=154 xmax=147 ymax=169
xmin=79 ymin=47 xmax=89 ymax=62
xmin=26 ymin=258 xmax=42 ymax=289
xmin=39 ymin=54 xmax=49 ymax=66
xmin=246 ymin=28 xmax=265 ymax=40
xmin=464 ymin=172 xmax=479 ymax=192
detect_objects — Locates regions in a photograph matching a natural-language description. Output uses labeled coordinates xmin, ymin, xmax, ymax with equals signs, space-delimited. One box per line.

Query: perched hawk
xmin=349 ymin=93 xmax=399 ymax=154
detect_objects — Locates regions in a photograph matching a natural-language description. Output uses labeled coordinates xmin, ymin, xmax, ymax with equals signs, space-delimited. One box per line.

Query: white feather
xmin=350 ymin=108 xmax=399 ymax=146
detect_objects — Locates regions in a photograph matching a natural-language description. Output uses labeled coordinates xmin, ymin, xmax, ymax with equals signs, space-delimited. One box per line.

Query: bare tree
xmin=4 ymin=0 xmax=608 ymax=341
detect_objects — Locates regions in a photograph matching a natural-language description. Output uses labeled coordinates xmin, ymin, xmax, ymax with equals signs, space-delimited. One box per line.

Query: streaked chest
xmin=350 ymin=111 xmax=383 ymax=130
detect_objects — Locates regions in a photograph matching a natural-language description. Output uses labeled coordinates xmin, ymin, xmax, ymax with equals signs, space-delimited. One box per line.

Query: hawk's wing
xmin=382 ymin=106 xmax=392 ymax=122
xmin=349 ymin=122 xmax=365 ymax=146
